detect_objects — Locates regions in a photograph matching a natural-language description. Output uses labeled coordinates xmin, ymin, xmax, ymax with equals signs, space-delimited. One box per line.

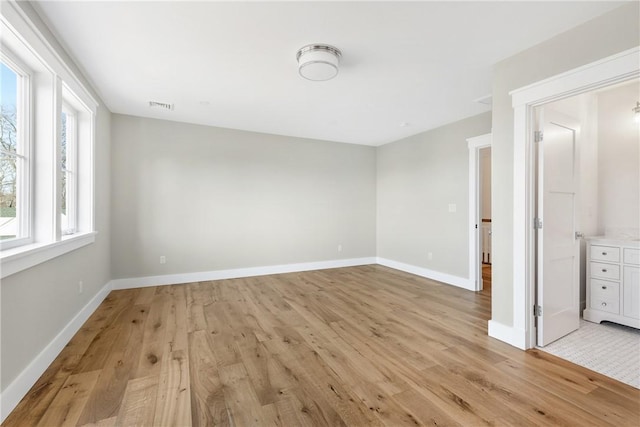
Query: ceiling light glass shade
xmin=296 ymin=44 xmax=342 ymax=81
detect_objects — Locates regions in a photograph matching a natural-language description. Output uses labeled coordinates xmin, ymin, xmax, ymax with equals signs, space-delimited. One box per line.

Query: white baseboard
xmin=111 ymin=257 xmax=377 ymax=290
xmin=0 ymin=280 xmax=113 ymax=424
xmin=488 ymin=319 xmax=527 ymax=350
xmin=376 ymin=257 xmax=475 ymax=291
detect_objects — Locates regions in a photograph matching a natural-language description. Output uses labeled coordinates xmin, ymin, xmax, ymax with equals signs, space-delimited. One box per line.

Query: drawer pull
xmin=602 ymin=252 xmax=607 ymax=256
xmin=602 ymin=286 xmax=607 ymax=290
xmin=602 ymin=302 xmax=607 ymax=307
xmin=602 ymin=269 xmax=607 ymax=273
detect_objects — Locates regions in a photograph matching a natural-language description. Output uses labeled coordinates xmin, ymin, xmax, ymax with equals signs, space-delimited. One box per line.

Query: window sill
xmin=1 ymin=231 xmax=97 ymax=279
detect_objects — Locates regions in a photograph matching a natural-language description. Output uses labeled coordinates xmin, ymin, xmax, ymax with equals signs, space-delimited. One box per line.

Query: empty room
xmin=1 ymin=1 xmax=639 ymax=426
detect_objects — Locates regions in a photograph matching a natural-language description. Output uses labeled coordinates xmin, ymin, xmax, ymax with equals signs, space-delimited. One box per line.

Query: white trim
xmin=0 ymin=231 xmax=96 ymax=278
xmin=111 ymin=257 xmax=377 ymax=290
xmin=2 ymin=0 xmax=98 ymax=113
xmin=0 ymin=280 xmax=112 ymax=423
xmin=487 ymin=320 xmax=527 ymax=350
xmin=510 ymin=47 xmax=640 ymax=349
xmin=510 ymin=47 xmax=640 ymax=107
xmin=467 ymin=133 xmax=492 ymax=291
xmin=376 ymin=257 xmax=475 ymax=291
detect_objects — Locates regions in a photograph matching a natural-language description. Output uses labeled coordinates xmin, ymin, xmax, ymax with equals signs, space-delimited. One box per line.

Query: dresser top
xmin=586 ymin=236 xmax=640 ymax=248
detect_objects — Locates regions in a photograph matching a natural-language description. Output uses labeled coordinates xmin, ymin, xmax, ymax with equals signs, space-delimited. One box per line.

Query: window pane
xmin=61 ymin=111 xmax=67 ymax=216
xmin=1 ymin=62 xmax=19 ymax=240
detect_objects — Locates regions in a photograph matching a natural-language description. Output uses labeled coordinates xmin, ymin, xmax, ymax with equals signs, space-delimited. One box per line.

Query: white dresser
xmin=583 ymin=237 xmax=640 ymax=329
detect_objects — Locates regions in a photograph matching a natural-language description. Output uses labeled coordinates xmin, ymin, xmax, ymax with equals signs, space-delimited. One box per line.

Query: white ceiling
xmin=33 ymin=1 xmax=627 ymax=146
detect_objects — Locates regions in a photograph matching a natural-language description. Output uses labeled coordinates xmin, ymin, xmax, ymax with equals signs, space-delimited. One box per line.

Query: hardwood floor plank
xmin=35 ymin=370 xmax=100 ymax=427
xmin=163 ymin=284 xmax=189 ymax=353
xmin=134 ymin=294 xmax=169 ymax=379
xmin=114 ymin=375 xmax=158 ymax=426
xmin=76 ymin=303 xmax=149 ymax=425
xmin=5 ymin=266 xmax=639 ymax=426
xmin=78 ymin=416 xmax=118 ymax=427
xmin=2 ymin=291 xmax=137 ymax=427
xmin=74 ymin=290 xmax=141 ymax=375
xmin=153 ymin=349 xmax=192 ymax=426
xmin=392 ymin=388 xmax=463 ymax=427
xmin=133 ymin=287 xmax=156 ymax=305
xmin=188 ymin=330 xmax=229 ymax=427
xmin=350 ymin=382 xmax=428 ymax=427
xmin=218 ymin=363 xmax=266 ymax=427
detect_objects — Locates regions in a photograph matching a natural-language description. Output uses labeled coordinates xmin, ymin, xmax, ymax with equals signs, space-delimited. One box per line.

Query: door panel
xmin=537 ymin=109 xmax=580 ymax=347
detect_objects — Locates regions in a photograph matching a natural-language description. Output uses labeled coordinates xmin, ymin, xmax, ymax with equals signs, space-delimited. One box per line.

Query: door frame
xmin=509 ymin=47 xmax=639 ymax=349
xmin=468 ymin=133 xmax=492 ymax=291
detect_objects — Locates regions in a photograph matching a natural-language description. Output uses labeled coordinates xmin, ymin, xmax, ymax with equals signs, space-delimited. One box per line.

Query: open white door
xmin=536 ymin=108 xmax=581 ymax=347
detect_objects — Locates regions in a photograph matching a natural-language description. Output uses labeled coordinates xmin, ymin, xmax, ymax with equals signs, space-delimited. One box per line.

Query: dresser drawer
xmin=624 ymin=248 xmax=640 ymax=265
xmin=590 ymin=296 xmax=620 ymax=314
xmin=590 ymin=245 xmax=620 ymax=263
xmin=590 ymin=279 xmax=619 ymax=299
xmin=590 ymin=262 xmax=620 ymax=280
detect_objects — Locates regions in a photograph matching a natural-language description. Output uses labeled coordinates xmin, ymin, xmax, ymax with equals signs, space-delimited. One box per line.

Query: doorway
xmin=506 ymin=47 xmax=639 ymax=351
xmin=480 ymin=147 xmax=492 ymax=293
xmin=534 ymin=79 xmax=639 ymax=347
xmin=530 ymin=79 xmax=640 ymax=388
xmin=467 ymin=133 xmax=492 ymax=292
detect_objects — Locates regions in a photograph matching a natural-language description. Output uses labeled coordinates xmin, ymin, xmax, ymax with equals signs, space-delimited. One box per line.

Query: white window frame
xmin=0 ymin=2 xmax=98 ymax=279
xmin=0 ymin=48 xmax=32 ymax=250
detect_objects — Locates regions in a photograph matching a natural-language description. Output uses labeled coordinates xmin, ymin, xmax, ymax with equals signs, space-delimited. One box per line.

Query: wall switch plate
xmin=448 ymin=204 xmax=457 ymax=213
xmin=78 ymin=281 xmax=83 ymax=294
xmin=160 ymin=256 xmax=166 ymax=264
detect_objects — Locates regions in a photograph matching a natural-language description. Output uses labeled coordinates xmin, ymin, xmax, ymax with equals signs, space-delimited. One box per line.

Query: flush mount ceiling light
xmin=296 ymin=44 xmax=342 ymax=81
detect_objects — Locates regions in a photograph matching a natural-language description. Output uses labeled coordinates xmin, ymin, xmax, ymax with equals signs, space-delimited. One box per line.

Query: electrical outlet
xmin=78 ymin=281 xmax=84 ymax=294
xmin=160 ymin=256 xmax=166 ymax=264
xmin=338 ymin=244 xmax=343 ymax=252
xmin=448 ymin=203 xmax=457 ymax=213
xmin=428 ymin=252 xmax=433 ymax=260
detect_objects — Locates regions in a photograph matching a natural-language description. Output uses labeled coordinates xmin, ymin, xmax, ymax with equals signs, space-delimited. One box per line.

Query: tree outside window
xmin=1 ymin=62 xmax=18 ymax=240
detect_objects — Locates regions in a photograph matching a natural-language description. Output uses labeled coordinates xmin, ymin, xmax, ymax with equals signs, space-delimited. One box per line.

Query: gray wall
xmin=0 ymin=3 xmax=112 ymax=392
xmin=110 ymin=115 xmax=377 ymax=279
xmin=491 ymin=2 xmax=640 ymax=326
xmin=376 ymin=112 xmax=492 ymax=278
xmin=480 ymin=147 xmax=492 ymax=220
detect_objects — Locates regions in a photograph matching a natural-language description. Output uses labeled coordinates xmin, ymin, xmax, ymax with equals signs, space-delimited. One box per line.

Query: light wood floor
xmin=482 ymin=264 xmax=491 ymax=292
xmin=4 ymin=265 xmax=639 ymax=426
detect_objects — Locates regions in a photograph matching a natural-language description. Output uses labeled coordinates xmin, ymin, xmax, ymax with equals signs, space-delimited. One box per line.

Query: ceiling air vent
xmin=148 ymin=101 xmax=174 ymax=111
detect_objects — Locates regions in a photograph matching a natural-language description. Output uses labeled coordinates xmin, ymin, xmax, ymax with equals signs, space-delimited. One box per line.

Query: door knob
xmin=575 ymin=231 xmax=584 ymax=239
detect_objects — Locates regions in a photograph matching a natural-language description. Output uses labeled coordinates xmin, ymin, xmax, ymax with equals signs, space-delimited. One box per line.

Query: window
xmin=61 ymin=105 xmax=77 ymax=235
xmin=0 ymin=58 xmax=30 ymax=249
xmin=1 ymin=1 xmax=98 ymax=278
